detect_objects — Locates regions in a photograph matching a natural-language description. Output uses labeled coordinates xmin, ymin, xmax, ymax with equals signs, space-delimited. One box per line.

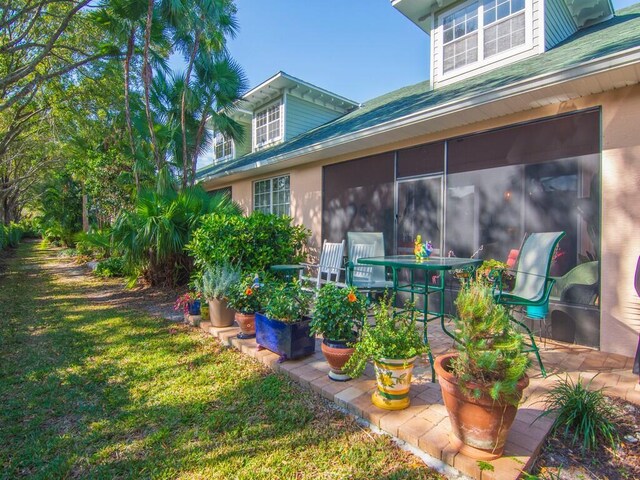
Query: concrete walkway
xmin=198 ymin=319 xmax=639 ymax=480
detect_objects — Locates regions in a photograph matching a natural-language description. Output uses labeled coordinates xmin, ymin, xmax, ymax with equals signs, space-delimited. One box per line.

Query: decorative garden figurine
xmin=414 ymin=236 xmax=433 ymax=262
xmin=414 ymin=235 xmax=424 ymax=261
xmin=425 ymin=241 xmax=433 ymax=258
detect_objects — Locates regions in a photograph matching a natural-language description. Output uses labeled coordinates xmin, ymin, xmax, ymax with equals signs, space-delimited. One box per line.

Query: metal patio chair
xmin=299 ymin=240 xmax=346 ymax=290
xmin=346 ymin=232 xmax=393 ymax=293
xmin=493 ymin=231 xmax=565 ymax=377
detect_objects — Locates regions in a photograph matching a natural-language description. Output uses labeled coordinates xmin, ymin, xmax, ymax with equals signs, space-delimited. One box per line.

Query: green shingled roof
xmin=198 ymin=3 xmax=640 ymax=180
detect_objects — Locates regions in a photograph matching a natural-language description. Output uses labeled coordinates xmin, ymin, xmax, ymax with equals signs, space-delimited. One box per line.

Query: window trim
xmin=212 ymin=131 xmax=235 ymax=163
xmin=252 ymin=99 xmax=283 ymax=151
xmin=252 ymin=174 xmax=291 ymax=216
xmin=437 ymin=0 xmax=532 ymax=81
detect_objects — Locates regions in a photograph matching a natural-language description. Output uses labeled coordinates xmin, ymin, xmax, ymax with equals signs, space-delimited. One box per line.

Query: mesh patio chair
xmin=346 ymin=232 xmax=393 ymax=293
xmin=299 ymin=240 xmax=346 ymax=290
xmin=493 ymin=231 xmax=565 ymax=377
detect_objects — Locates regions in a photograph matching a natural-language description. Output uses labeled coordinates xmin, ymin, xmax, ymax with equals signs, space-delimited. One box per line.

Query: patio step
xmin=200 ymin=321 xmax=556 ymax=480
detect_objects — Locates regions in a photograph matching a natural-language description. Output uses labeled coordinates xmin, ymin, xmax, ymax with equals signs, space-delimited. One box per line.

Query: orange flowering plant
xmin=310 ymin=284 xmax=367 ymax=342
xmin=226 ymin=275 xmax=262 ymax=314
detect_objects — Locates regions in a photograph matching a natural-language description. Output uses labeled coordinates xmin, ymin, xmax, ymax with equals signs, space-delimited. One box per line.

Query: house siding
xmin=234 ymin=120 xmax=252 ymax=158
xmin=432 ymin=0 xmax=543 ymax=88
xmin=285 ymin=94 xmax=342 ymax=141
xmin=544 ymin=0 xmax=577 ymax=50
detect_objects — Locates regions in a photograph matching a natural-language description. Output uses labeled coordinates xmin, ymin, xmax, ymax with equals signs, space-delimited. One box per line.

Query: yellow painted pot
xmin=371 ymin=356 xmax=417 ymax=410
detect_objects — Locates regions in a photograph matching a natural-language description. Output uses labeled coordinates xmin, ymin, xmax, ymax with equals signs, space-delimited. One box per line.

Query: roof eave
xmin=200 ymin=46 xmax=640 ymax=186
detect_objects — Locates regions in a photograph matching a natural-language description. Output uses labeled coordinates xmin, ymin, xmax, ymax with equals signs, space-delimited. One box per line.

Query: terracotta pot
xmin=371 ymin=356 xmax=417 ymax=410
xmin=434 ymin=353 xmax=529 ymax=460
xmin=235 ymin=312 xmax=256 ymax=339
xmin=208 ymin=298 xmax=235 ymax=327
xmin=321 ymin=339 xmax=356 ymax=382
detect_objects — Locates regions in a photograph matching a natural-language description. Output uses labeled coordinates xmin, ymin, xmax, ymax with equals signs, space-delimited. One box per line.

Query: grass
xmin=0 ymin=243 xmax=442 ymax=479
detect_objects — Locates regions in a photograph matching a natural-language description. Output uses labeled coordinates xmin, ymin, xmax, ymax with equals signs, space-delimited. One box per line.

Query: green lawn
xmin=0 ymin=243 xmax=441 ymax=479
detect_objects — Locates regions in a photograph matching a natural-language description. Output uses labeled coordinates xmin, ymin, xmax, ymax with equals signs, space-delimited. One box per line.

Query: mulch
xmin=531 ymin=397 xmax=640 ymax=479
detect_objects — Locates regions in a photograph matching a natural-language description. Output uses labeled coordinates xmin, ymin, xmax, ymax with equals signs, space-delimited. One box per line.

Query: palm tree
xmin=166 ymin=0 xmax=239 ymax=189
xmin=188 ymin=53 xmax=246 ymax=185
xmin=111 ymin=167 xmax=242 ymax=286
xmin=94 ymin=0 xmax=171 ymax=188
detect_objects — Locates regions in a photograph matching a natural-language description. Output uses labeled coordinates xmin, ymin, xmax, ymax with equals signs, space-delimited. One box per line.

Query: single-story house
xmin=197 ymin=0 xmax=640 ymax=358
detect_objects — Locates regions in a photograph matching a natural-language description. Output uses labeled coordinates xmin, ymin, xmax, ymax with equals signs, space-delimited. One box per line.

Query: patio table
xmin=270 ymin=264 xmax=304 ymax=282
xmin=357 ymin=255 xmax=482 ymax=381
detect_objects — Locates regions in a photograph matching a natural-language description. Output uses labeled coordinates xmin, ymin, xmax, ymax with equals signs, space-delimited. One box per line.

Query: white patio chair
xmin=299 ymin=240 xmax=346 ymax=290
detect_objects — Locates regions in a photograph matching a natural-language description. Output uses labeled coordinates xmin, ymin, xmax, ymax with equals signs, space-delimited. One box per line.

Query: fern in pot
xmin=434 ymin=277 xmax=530 ymax=460
xmin=200 ymin=263 xmax=240 ymax=327
xmin=344 ymin=294 xmax=428 ymax=410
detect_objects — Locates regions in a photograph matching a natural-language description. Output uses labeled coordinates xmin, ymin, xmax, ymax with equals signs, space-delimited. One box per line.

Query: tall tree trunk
xmin=191 ymin=93 xmax=214 ymax=185
xmin=1 ymin=195 xmax=6 ymax=226
xmin=181 ymin=31 xmax=200 ymax=191
xmin=82 ymin=185 xmax=89 ymax=232
xmin=142 ymin=0 xmax=160 ymax=169
xmin=124 ymin=25 xmax=139 ymax=192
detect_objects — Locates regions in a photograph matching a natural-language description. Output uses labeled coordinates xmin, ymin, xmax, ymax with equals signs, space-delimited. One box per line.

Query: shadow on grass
xmin=1 ymin=244 xmax=442 ymax=479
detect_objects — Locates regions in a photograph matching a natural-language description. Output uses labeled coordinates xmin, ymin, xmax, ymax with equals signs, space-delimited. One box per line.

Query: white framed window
xmin=254 ymin=101 xmax=282 ymax=149
xmin=441 ymin=0 xmax=527 ymax=75
xmin=213 ymin=132 xmax=234 ymax=161
xmin=253 ymin=175 xmax=290 ymax=216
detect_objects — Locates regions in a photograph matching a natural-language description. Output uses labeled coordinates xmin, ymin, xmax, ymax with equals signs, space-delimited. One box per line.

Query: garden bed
xmin=531 ymin=397 xmax=640 ymax=479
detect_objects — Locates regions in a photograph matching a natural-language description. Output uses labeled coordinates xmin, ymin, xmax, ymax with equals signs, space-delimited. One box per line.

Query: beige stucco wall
xmin=209 ymin=84 xmax=640 ymax=357
xmin=598 ymin=86 xmax=640 ymax=357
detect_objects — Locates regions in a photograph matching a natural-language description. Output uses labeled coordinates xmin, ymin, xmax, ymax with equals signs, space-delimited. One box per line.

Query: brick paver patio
xmin=199 ymin=320 xmax=639 ymax=479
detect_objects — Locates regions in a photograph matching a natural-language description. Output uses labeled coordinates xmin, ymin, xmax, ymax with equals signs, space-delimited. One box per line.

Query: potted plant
xmin=226 ymin=275 xmax=262 ymax=339
xmin=434 ymin=278 xmax=530 ymax=460
xmin=476 ymin=258 xmax=515 ymax=290
xmin=174 ymin=292 xmax=202 ymax=326
xmin=256 ymin=280 xmax=315 ymax=362
xmin=344 ymin=294 xmax=428 ymax=410
xmin=200 ymin=263 xmax=240 ymax=327
xmin=310 ymin=284 xmax=367 ymax=381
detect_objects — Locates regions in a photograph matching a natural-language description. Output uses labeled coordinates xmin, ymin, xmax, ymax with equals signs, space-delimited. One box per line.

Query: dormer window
xmin=441 ymin=0 xmax=527 ymax=75
xmin=254 ymin=101 xmax=282 ymax=149
xmin=213 ymin=132 xmax=234 ymax=161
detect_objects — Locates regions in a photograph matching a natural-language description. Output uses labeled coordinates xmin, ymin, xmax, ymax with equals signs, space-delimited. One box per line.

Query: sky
xmin=194 ymin=0 xmax=639 ymax=104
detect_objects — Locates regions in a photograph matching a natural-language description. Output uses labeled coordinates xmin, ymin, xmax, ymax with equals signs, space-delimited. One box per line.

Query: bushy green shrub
xmin=0 ymin=220 xmax=36 ymax=251
xmin=539 ymin=375 xmax=619 ymax=453
xmin=75 ymin=228 xmax=112 ymax=259
xmin=188 ymin=211 xmax=309 ymax=273
xmin=111 ymin=174 xmax=242 ymax=287
xmin=262 ymin=279 xmax=312 ymax=324
xmin=310 ymin=284 xmax=367 ymax=341
xmin=17 ymin=218 xmax=41 ymax=238
xmin=95 ymin=257 xmax=126 ymax=278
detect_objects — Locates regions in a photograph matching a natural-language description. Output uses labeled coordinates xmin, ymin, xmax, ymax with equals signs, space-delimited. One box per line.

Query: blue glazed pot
xmin=255 ymin=313 xmax=316 ymax=362
xmin=188 ymin=299 xmax=201 ymax=315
